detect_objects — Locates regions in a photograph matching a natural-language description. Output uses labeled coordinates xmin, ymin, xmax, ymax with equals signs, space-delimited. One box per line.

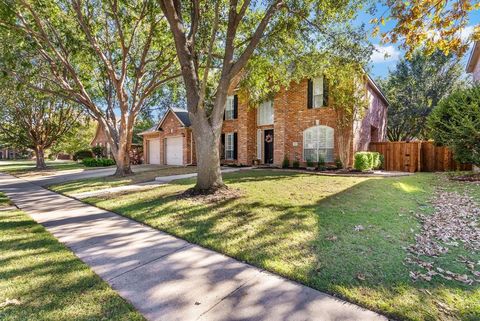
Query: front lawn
xmin=0 ymin=192 xmax=145 ymax=321
xmin=0 ymin=160 xmax=87 ymax=175
xmin=82 ymin=170 xmax=480 ymax=321
xmin=49 ymin=166 xmax=198 ymax=195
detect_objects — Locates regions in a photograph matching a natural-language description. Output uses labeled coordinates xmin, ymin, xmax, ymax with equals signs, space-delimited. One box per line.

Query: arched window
xmin=303 ymin=126 xmax=334 ymax=162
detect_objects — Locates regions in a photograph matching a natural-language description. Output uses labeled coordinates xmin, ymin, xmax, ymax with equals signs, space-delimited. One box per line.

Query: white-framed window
xmin=225 ymin=96 xmax=235 ymax=120
xmin=257 ymin=100 xmax=274 ymax=125
xmin=313 ymin=77 xmax=323 ymax=108
xmin=225 ymin=133 xmax=234 ymax=160
xmin=303 ymin=125 xmax=334 ymax=162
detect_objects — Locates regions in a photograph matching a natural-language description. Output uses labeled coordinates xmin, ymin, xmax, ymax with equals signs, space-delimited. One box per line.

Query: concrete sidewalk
xmin=0 ymin=173 xmax=386 ymax=321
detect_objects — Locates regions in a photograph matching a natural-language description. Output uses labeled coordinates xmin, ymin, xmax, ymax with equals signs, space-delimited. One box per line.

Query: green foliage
xmin=354 ymin=152 xmax=381 ymax=171
xmin=51 ymin=120 xmax=97 ymax=156
xmin=318 ymin=155 xmax=326 ymax=170
xmin=82 ymin=158 xmax=115 ymax=167
xmin=335 ymin=157 xmax=343 ymax=169
xmin=73 ymin=150 xmax=94 ymax=161
xmin=292 ymin=159 xmax=300 ymax=169
xmin=282 ymin=156 xmax=290 ymax=169
xmin=91 ymin=146 xmax=105 ymax=158
xmin=428 ymin=86 xmax=480 ymax=166
xmin=379 ymin=50 xmax=464 ymax=141
xmin=306 ymin=159 xmax=315 ymax=167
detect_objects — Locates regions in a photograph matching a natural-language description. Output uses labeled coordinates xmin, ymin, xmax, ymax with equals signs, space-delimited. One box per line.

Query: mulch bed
xmin=450 ymin=173 xmax=480 ymax=182
xmin=406 ymin=185 xmax=480 ymax=285
xmin=177 ymin=186 xmax=244 ymax=204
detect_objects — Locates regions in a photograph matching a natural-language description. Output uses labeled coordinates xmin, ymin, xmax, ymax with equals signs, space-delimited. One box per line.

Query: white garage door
xmin=148 ymin=139 xmax=161 ymax=165
xmin=166 ymin=137 xmax=183 ymax=165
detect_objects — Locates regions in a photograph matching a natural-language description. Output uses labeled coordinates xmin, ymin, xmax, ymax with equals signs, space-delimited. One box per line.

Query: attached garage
xmin=148 ymin=139 xmax=161 ymax=165
xmin=165 ymin=136 xmax=183 ymax=165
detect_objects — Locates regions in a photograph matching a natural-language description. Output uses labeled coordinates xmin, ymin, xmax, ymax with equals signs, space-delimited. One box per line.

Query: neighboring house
xmin=139 ymin=109 xmax=195 ymax=166
xmin=0 ymin=147 xmax=17 ymax=159
xmin=466 ymin=41 xmax=480 ymax=82
xmin=91 ymin=122 xmax=113 ymax=158
xmin=141 ymin=76 xmax=388 ymax=167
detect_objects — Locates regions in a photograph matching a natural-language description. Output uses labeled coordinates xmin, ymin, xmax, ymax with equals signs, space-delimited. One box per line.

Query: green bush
xmin=292 ymin=159 xmax=300 ymax=169
xmin=428 ymin=86 xmax=480 ymax=166
xmin=73 ymin=149 xmax=94 ymax=161
xmin=378 ymin=154 xmax=385 ymax=170
xmin=335 ymin=157 xmax=343 ymax=169
xmin=306 ymin=158 xmax=315 ymax=167
xmin=91 ymin=146 xmax=105 ymax=158
xmin=317 ymin=155 xmax=326 ymax=170
xmin=354 ymin=152 xmax=381 ymax=171
xmin=82 ymin=157 xmax=115 ymax=167
xmin=282 ymin=156 xmax=290 ymax=168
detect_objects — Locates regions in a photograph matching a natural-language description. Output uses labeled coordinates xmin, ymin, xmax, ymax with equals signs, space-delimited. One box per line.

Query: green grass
xmin=0 ymin=160 xmax=87 ymax=175
xmin=81 ymin=170 xmax=480 ymax=321
xmin=49 ymin=166 xmax=198 ymax=195
xmin=0 ymin=192 xmax=145 ymax=321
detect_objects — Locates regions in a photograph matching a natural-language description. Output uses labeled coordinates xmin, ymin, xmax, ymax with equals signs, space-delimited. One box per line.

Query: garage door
xmin=148 ymin=139 xmax=161 ymax=165
xmin=166 ymin=136 xmax=183 ymax=165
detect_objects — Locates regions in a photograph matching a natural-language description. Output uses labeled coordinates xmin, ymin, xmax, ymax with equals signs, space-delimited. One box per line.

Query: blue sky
xmin=358 ymin=3 xmax=480 ymax=79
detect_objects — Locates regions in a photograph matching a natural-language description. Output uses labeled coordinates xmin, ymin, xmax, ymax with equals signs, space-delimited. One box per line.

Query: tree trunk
xmin=113 ymin=146 xmax=133 ymax=177
xmin=191 ymin=117 xmax=225 ymax=192
xmin=34 ymin=146 xmax=47 ymax=170
xmin=337 ymin=129 xmax=352 ymax=169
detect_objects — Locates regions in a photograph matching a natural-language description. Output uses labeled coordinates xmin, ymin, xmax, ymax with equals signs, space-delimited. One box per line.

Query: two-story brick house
xmin=141 ymin=76 xmax=388 ymax=167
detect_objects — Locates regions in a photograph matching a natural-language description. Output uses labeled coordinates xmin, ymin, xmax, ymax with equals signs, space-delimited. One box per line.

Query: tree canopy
xmin=379 ymin=50 xmax=465 ymax=141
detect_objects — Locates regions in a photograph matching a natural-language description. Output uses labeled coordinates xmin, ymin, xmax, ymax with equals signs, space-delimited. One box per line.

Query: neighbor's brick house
xmin=467 ymin=41 xmax=480 ymax=82
xmin=141 ymin=76 xmax=388 ymax=167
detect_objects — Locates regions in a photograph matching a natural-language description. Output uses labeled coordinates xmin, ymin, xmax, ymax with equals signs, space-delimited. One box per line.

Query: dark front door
xmin=264 ymin=129 xmax=274 ymax=164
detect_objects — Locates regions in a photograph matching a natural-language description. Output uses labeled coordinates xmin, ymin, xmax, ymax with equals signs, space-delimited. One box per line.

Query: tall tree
xmin=378 ymin=0 xmax=480 ymax=57
xmin=0 ymin=0 xmax=179 ymax=176
xmin=0 ymin=86 xmax=82 ymax=169
xmin=158 ymin=0 xmax=372 ymax=192
xmin=379 ymin=50 xmax=464 ymax=141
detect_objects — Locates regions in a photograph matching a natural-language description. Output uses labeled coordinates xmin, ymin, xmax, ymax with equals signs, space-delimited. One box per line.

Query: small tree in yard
xmin=158 ymin=0 xmax=372 ymax=192
xmin=0 ymin=0 xmax=179 ymax=176
xmin=0 ymin=86 xmax=82 ymax=169
xmin=428 ymin=86 xmax=480 ymax=166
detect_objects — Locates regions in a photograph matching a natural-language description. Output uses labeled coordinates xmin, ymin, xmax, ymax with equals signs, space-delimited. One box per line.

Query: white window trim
xmin=303 ymin=125 xmax=334 ymax=162
xmin=225 ymin=132 xmax=234 ymax=160
xmin=312 ymin=77 xmax=324 ymax=108
xmin=225 ymin=96 xmax=235 ymax=120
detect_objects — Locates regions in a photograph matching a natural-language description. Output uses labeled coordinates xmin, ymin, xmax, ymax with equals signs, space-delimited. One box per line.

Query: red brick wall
xmin=143 ymin=111 xmax=193 ymax=165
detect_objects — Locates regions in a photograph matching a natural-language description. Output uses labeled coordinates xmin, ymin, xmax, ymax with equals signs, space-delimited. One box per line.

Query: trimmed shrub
xmin=282 ymin=156 xmax=290 ymax=168
xmin=292 ymin=159 xmax=300 ymax=169
xmin=91 ymin=146 xmax=105 ymax=158
xmin=82 ymin=157 xmax=115 ymax=167
xmin=354 ymin=152 xmax=381 ymax=171
xmin=73 ymin=149 xmax=94 ymax=161
xmin=335 ymin=157 xmax=343 ymax=169
xmin=317 ymin=155 xmax=326 ymax=170
xmin=306 ymin=159 xmax=315 ymax=167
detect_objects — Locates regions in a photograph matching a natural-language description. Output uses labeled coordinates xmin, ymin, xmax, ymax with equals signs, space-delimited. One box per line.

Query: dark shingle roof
xmin=172 ymin=109 xmax=191 ymax=127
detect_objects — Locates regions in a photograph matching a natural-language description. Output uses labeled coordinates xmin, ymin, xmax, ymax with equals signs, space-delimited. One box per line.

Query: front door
xmin=264 ymin=129 xmax=274 ymax=164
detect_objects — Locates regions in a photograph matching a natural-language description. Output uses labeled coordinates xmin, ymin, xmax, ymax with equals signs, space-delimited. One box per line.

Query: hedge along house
xmin=141 ymin=76 xmax=388 ymax=167
xmin=139 ymin=108 xmax=195 ymax=166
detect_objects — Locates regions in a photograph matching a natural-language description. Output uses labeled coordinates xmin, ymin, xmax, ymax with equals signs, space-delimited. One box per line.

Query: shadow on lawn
xmin=83 ymin=170 xmax=479 ymax=321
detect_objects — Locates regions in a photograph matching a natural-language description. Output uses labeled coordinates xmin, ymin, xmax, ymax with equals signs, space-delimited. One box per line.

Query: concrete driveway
xmin=0 ymin=173 xmax=386 ymax=321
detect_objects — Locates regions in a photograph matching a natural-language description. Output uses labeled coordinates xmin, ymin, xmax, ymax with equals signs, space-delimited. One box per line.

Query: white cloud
xmin=370 ymin=44 xmax=400 ymax=63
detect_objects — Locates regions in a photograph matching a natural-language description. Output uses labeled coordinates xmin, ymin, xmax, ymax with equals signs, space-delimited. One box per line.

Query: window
xmin=312 ymin=77 xmax=323 ymax=108
xmin=303 ymin=125 xmax=334 ymax=162
xmin=225 ymin=96 xmax=235 ymax=120
xmin=225 ymin=133 xmax=234 ymax=160
xmin=257 ymin=100 xmax=274 ymax=125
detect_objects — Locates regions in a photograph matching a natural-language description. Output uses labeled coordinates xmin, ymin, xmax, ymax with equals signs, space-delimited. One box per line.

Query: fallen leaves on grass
xmin=0 ymin=298 xmax=21 ymax=308
xmin=406 ymin=185 xmax=480 ymax=284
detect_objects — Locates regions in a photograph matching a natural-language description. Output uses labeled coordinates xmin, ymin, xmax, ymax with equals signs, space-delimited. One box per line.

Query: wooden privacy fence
xmin=369 ymin=141 xmax=472 ymax=172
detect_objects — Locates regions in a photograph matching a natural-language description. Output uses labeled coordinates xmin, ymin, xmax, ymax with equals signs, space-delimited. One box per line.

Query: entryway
xmin=165 ymin=136 xmax=183 ymax=165
xmin=264 ymin=129 xmax=274 ymax=164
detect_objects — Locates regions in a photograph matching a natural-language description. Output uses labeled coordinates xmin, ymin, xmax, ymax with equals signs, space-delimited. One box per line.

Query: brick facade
xmin=220 ymin=77 xmax=388 ymax=167
xmin=142 ymin=111 xmax=194 ymax=165
xmin=143 ymin=77 xmax=388 ymax=167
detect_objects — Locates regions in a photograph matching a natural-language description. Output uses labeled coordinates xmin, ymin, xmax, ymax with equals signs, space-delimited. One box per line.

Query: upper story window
xmin=224 ymin=95 xmax=238 ymax=120
xmin=257 ymin=100 xmax=274 ymax=125
xmin=307 ymin=76 xmax=328 ymax=109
